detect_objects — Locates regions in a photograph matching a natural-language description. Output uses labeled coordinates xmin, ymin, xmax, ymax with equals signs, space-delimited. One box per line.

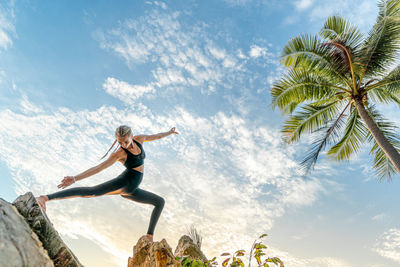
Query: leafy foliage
xmin=175 ymin=233 xmax=284 ymax=267
xmin=271 ymin=0 xmax=400 ymax=181
xmin=366 ymin=105 xmax=400 ymax=181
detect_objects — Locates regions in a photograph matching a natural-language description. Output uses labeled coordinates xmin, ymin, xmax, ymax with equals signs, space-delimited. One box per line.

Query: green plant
xmin=176 ymin=233 xmax=283 ymax=267
xmin=271 ymin=0 xmax=400 ymax=181
xmin=220 ymin=234 xmax=284 ymax=267
xmin=175 ymin=255 xmax=218 ymax=267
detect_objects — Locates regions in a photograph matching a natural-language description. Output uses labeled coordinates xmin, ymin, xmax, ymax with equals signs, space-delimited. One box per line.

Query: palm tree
xmin=271 ymin=0 xmax=400 ymax=181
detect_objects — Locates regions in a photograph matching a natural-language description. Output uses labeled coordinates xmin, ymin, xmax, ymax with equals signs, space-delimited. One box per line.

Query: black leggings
xmin=46 ymin=169 xmax=165 ymax=235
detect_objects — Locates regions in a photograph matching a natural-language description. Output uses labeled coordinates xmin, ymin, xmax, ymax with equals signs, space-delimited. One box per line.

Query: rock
xmin=0 ymin=197 xmax=54 ymax=267
xmin=174 ymin=235 xmax=207 ymax=262
xmin=128 ymin=236 xmax=181 ymax=267
xmin=12 ymin=192 xmax=83 ymax=267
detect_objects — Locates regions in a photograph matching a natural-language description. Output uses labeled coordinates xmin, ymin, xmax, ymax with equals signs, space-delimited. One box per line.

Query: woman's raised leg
xmin=120 ymin=188 xmax=165 ymax=236
xmin=45 ymin=171 xmax=130 ymax=201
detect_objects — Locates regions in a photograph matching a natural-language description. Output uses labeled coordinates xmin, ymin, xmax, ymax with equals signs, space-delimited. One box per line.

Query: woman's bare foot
xmin=146 ymin=234 xmax=153 ymax=242
xmin=36 ymin=195 xmax=48 ymax=212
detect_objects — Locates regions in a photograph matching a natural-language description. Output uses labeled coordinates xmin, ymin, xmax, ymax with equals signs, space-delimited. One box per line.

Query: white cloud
xmin=297 ymin=0 xmax=377 ymax=31
xmin=222 ymin=0 xmax=252 ymax=6
xmin=249 ymin=45 xmax=268 ymax=58
xmin=0 ymin=0 xmax=16 ymax=50
xmin=19 ymin=94 xmax=44 ymax=114
xmin=374 ymin=228 xmax=400 ymax=263
xmin=263 ymin=246 xmax=353 ymax=267
xmin=102 ymin=77 xmax=156 ymax=102
xmin=237 ymin=49 xmax=247 ymax=59
xmin=153 ymin=1 xmax=167 ymax=10
xmin=95 ymin=6 xmax=245 ymax=98
xmin=307 ymin=257 xmax=352 ymax=267
xmin=294 ymin=0 xmax=315 ymax=10
xmin=372 ymin=213 xmax=388 ymax=221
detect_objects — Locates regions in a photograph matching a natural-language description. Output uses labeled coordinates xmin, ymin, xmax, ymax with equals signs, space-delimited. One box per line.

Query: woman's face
xmin=116 ymin=134 xmax=132 ymax=149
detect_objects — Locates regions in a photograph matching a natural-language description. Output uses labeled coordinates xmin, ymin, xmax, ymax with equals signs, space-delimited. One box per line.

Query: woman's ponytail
xmin=100 ymin=139 xmax=117 ymax=160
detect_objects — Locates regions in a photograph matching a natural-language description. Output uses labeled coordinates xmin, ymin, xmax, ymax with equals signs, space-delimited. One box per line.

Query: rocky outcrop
xmin=127 ymin=235 xmax=209 ymax=267
xmin=128 ymin=236 xmax=181 ymax=267
xmin=0 ymin=197 xmax=54 ymax=267
xmin=1 ymin=192 xmax=209 ymax=267
xmin=174 ymin=235 xmax=207 ymax=262
xmin=12 ymin=192 xmax=83 ymax=267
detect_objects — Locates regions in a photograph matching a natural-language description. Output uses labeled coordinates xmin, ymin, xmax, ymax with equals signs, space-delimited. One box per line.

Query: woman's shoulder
xmin=133 ymin=135 xmax=145 ymax=144
xmin=113 ymin=146 xmax=126 ymax=156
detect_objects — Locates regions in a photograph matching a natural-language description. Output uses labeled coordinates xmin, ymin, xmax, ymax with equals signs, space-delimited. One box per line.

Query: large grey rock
xmin=12 ymin=192 xmax=83 ymax=267
xmin=0 ymin=197 xmax=53 ymax=267
xmin=128 ymin=236 xmax=181 ymax=267
xmin=174 ymin=235 xmax=207 ymax=262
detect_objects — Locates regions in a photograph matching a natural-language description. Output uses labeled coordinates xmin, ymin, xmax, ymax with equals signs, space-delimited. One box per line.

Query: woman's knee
xmin=156 ymin=197 xmax=165 ymax=208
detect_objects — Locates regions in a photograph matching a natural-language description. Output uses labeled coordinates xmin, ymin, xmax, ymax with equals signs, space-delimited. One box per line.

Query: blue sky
xmin=1 ymin=0 xmax=400 ymax=266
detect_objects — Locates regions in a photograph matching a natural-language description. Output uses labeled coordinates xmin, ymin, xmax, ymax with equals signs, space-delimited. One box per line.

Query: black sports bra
xmin=121 ymin=139 xmax=146 ymax=169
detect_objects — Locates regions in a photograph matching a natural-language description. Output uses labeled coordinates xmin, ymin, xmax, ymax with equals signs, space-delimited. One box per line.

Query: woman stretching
xmin=36 ymin=125 xmax=178 ymax=242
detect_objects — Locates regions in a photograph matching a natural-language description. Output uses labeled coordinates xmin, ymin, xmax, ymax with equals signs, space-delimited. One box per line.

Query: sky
xmin=1 ymin=0 xmax=400 ymax=266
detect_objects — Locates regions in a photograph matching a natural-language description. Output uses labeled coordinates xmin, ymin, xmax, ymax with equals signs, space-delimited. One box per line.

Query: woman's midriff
xmin=132 ymin=164 xmax=144 ymax=173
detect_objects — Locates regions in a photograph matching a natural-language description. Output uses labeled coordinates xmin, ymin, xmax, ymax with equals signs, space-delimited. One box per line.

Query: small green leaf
xmin=235 ymin=249 xmax=246 ymax=254
xmin=222 ymin=258 xmax=230 ymax=267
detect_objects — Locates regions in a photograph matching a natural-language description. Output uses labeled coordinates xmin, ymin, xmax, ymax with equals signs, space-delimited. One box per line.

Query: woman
xmin=36 ymin=125 xmax=178 ymax=242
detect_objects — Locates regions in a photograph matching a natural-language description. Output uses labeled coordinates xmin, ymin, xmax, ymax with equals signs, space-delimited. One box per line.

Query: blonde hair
xmin=101 ymin=125 xmax=132 ymax=160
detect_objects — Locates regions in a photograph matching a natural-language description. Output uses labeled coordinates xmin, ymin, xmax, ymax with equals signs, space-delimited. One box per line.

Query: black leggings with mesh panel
xmin=46 ymin=169 xmax=165 ymax=235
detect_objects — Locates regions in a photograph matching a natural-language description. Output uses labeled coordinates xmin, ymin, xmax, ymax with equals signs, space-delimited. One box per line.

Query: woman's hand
xmin=58 ymin=176 xmax=75 ymax=189
xmin=169 ymin=127 xmax=179 ymax=135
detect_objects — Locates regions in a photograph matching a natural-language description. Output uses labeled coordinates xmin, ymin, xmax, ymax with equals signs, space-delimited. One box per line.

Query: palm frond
xmin=368 ymin=87 xmax=400 ymax=108
xmin=271 ymin=69 xmax=345 ymax=112
xmin=327 ymin=106 xmax=369 ymax=160
xmin=282 ymin=101 xmax=342 ymax=143
xmin=366 ymin=105 xmax=400 ymax=181
xmin=366 ymin=64 xmax=400 ymax=94
xmin=301 ymin=102 xmax=351 ymax=173
xmin=321 ymin=40 xmax=358 ymax=90
xmin=320 ymin=16 xmax=364 ymax=49
xmin=359 ymin=0 xmax=400 ymax=78
xmin=281 ymin=34 xmax=353 ymax=89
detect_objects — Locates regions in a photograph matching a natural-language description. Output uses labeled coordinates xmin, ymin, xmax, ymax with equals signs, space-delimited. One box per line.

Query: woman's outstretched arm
xmin=137 ymin=127 xmax=179 ymax=142
xmin=57 ymin=152 xmax=120 ymax=189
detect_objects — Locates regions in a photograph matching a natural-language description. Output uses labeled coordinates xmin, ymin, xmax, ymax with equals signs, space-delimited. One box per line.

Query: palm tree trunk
xmin=355 ymin=98 xmax=400 ymax=174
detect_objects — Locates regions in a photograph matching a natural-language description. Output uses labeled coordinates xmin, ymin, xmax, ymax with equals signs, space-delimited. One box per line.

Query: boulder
xmin=12 ymin=192 xmax=83 ymax=267
xmin=0 ymin=197 xmax=53 ymax=267
xmin=174 ymin=235 xmax=207 ymax=262
xmin=128 ymin=235 xmax=181 ymax=267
